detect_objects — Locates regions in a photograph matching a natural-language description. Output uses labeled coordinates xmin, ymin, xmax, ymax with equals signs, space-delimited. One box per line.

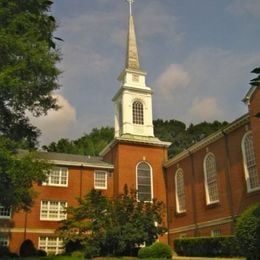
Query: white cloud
xmin=156 ymin=64 xmax=191 ymax=98
xmin=30 ymin=94 xmax=77 ymax=145
xmin=153 ymin=47 xmax=260 ymax=124
xmin=186 ymin=97 xmax=224 ymax=123
xmin=226 ymin=0 xmax=260 ymax=19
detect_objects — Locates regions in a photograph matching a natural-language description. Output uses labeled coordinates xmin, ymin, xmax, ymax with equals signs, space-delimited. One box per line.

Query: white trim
xmin=241 ymin=131 xmax=260 ymax=193
xmin=38 ymin=236 xmax=64 ymax=255
xmin=136 ymin=161 xmax=154 ymax=202
xmin=203 ymin=152 xmax=219 ymax=205
xmin=10 ymin=228 xmax=56 ymax=234
xmin=43 ymin=166 xmax=68 ymax=187
xmin=0 ymin=234 xmax=9 ymax=247
xmin=165 ymin=114 xmax=249 ymax=167
xmin=40 ymin=200 xmax=67 ymax=221
xmin=0 ymin=206 xmax=11 ymax=219
xmin=169 ymin=215 xmax=234 ymax=234
xmin=94 ymin=170 xmax=108 ymax=190
xmin=175 ymin=168 xmax=186 ymax=214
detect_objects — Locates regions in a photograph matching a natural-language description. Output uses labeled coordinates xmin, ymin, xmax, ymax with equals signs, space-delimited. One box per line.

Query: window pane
xmin=204 ymin=154 xmax=219 ymax=203
xmin=175 ymin=169 xmax=186 ymax=213
xmin=243 ymin=133 xmax=259 ymax=190
xmin=94 ymin=171 xmax=107 ymax=189
xmin=133 ymin=101 xmax=144 ymax=125
xmin=137 ymin=163 xmax=152 ymax=201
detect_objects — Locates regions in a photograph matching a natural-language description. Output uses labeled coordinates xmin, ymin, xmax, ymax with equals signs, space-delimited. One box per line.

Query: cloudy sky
xmin=32 ymin=0 xmax=260 ymax=145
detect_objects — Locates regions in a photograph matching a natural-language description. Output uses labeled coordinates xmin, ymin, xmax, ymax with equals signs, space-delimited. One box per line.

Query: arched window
xmin=175 ymin=169 xmax=186 ymax=213
xmin=241 ymin=132 xmax=260 ymax=192
xmin=136 ymin=162 xmax=152 ymax=201
xmin=133 ymin=101 xmax=144 ymax=125
xmin=204 ymin=153 xmax=219 ymax=204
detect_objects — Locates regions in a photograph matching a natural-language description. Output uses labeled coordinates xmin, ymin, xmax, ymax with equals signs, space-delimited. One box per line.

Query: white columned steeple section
xmin=113 ymin=1 xmax=154 ymax=138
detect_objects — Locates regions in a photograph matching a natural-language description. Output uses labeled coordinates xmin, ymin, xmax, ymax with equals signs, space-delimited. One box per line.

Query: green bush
xmin=71 ymin=250 xmax=84 ymax=258
xmin=138 ymin=246 xmax=152 ymax=258
xmin=235 ymin=203 xmax=260 ymax=260
xmin=19 ymin=239 xmax=36 ymax=257
xmin=0 ymin=246 xmax=10 ymax=257
xmin=174 ymin=236 xmax=239 ymax=257
xmin=138 ymin=242 xmax=172 ymax=259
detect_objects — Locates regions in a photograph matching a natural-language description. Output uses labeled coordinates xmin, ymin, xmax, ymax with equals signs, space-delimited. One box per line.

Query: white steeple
xmin=113 ymin=1 xmax=154 ymax=138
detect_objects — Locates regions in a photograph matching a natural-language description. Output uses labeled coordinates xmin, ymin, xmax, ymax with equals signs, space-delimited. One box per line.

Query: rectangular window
xmin=40 ymin=201 xmax=67 ymax=221
xmin=211 ymin=229 xmax=221 ymax=237
xmin=0 ymin=206 xmax=11 ymax=219
xmin=43 ymin=167 xmax=68 ymax=187
xmin=94 ymin=171 xmax=107 ymax=189
xmin=38 ymin=237 xmax=64 ymax=255
xmin=0 ymin=235 xmax=9 ymax=247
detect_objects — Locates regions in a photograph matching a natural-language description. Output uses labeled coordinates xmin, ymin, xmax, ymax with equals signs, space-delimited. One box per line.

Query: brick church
xmin=1 ymin=3 xmax=260 ymax=255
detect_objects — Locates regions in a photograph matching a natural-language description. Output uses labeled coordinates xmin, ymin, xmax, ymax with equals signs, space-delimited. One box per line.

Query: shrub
xmin=71 ymin=250 xmax=84 ymax=258
xmin=138 ymin=242 xmax=172 ymax=259
xmin=138 ymin=246 xmax=153 ymax=258
xmin=0 ymin=246 xmax=10 ymax=257
xmin=235 ymin=203 xmax=260 ymax=260
xmin=36 ymin=249 xmax=47 ymax=256
xmin=19 ymin=239 xmax=36 ymax=257
xmin=174 ymin=236 xmax=238 ymax=257
xmin=150 ymin=242 xmax=172 ymax=258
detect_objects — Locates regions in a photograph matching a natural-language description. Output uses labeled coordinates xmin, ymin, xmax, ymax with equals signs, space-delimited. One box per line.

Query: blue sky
xmin=32 ymin=0 xmax=260 ymax=145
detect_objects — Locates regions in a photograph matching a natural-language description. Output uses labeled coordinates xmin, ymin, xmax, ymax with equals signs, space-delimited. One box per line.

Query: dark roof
xmin=19 ymin=150 xmax=114 ymax=169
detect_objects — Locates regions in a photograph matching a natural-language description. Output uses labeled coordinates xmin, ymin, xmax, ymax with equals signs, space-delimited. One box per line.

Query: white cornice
xmin=164 ymin=114 xmax=249 ymax=168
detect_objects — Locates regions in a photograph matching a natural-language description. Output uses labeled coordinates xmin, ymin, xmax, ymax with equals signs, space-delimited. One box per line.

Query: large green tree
xmin=0 ymin=0 xmax=61 ymax=147
xmin=58 ymin=186 xmax=167 ymax=257
xmin=0 ymin=0 xmax=60 ymax=210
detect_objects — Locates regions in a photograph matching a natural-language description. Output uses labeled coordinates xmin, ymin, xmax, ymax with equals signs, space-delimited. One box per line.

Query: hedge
xmin=138 ymin=242 xmax=172 ymax=259
xmin=174 ymin=236 xmax=240 ymax=257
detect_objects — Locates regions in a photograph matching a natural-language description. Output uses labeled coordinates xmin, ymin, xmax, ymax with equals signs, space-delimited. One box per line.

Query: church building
xmin=1 ymin=2 xmax=259 ymax=255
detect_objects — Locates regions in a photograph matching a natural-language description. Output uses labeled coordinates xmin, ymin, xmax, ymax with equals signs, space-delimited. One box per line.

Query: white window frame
xmin=203 ymin=153 xmax=219 ymax=205
xmin=211 ymin=229 xmax=221 ymax=237
xmin=136 ymin=161 xmax=153 ymax=202
xmin=40 ymin=201 xmax=67 ymax=221
xmin=94 ymin=171 xmax=107 ymax=190
xmin=0 ymin=205 xmax=11 ymax=219
xmin=43 ymin=167 xmax=68 ymax=187
xmin=241 ymin=131 xmax=260 ymax=192
xmin=175 ymin=168 xmax=186 ymax=213
xmin=133 ymin=101 xmax=144 ymax=125
xmin=0 ymin=235 xmax=9 ymax=247
xmin=38 ymin=236 xmax=64 ymax=255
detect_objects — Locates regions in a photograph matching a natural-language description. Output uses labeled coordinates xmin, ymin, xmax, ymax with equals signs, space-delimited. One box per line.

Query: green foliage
xmin=250 ymin=67 xmax=260 ymax=87
xmin=174 ymin=236 xmax=239 ymax=257
xmin=0 ymin=0 xmax=61 ymax=147
xmin=235 ymin=203 xmax=260 ymax=260
xmin=19 ymin=239 xmax=36 ymax=257
xmin=138 ymin=247 xmax=152 ymax=258
xmin=43 ymin=120 xmax=227 ymax=158
xmin=59 ymin=186 xmax=167 ymax=257
xmin=42 ymin=127 xmax=114 ymax=156
xmin=138 ymin=242 xmax=172 ymax=258
xmin=0 ymin=136 xmax=49 ymax=211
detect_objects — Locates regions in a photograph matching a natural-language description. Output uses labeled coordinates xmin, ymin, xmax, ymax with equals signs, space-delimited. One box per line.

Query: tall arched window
xmin=204 ymin=153 xmax=219 ymax=205
xmin=133 ymin=101 xmax=144 ymax=125
xmin=241 ymin=132 xmax=260 ymax=192
xmin=175 ymin=169 xmax=186 ymax=213
xmin=136 ymin=162 xmax=152 ymax=201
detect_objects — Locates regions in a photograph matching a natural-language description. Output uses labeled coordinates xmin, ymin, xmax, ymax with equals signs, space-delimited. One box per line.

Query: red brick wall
xmin=166 ymin=120 xmax=260 ymax=246
xmin=8 ymin=165 xmax=114 ymax=253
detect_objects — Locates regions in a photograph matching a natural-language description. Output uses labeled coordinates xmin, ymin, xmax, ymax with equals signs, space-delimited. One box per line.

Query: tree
xmin=0 ymin=0 xmax=61 ymax=147
xmin=0 ymin=137 xmax=49 ymax=211
xmin=58 ymin=186 xmax=167 ymax=257
xmin=0 ymin=0 xmax=60 ymax=210
xmin=234 ymin=203 xmax=260 ymax=260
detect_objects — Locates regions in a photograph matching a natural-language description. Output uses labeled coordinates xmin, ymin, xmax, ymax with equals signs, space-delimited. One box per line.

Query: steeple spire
xmin=125 ymin=0 xmax=140 ymax=70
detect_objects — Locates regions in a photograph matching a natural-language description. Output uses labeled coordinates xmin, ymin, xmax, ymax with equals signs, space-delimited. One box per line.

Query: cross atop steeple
xmin=127 ymin=0 xmax=134 ymax=16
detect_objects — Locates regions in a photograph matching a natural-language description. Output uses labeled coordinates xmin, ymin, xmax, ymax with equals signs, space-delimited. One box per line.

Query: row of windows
xmin=43 ymin=168 xmax=108 ymax=189
xmin=175 ymin=131 xmax=259 ymax=213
